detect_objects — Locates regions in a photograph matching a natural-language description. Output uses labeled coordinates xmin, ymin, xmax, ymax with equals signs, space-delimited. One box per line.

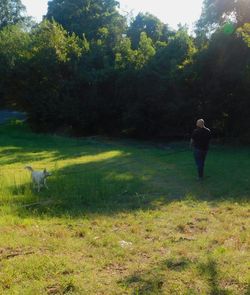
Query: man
xmin=190 ymin=119 xmax=211 ymax=180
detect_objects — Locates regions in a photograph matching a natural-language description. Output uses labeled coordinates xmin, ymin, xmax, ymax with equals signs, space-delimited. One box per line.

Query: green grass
xmin=0 ymin=121 xmax=249 ymax=295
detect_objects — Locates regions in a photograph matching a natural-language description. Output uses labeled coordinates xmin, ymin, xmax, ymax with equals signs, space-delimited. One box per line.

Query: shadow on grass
xmin=1 ymin=122 xmax=250 ymax=218
xmin=164 ymin=257 xmax=190 ymax=272
xmin=8 ymin=158 xmax=159 ymax=218
xmin=0 ymin=121 xmax=121 ymax=166
xmin=198 ymin=259 xmax=232 ymax=295
xmin=0 ymin=138 xmax=117 ymax=166
xmin=119 ymin=257 xmax=192 ymax=294
xmin=119 ymin=272 xmax=165 ymax=295
xmin=119 ymin=257 xmax=247 ymax=294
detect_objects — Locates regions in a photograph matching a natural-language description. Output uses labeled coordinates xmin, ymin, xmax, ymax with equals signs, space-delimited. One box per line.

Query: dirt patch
xmin=0 ymin=247 xmax=34 ymax=260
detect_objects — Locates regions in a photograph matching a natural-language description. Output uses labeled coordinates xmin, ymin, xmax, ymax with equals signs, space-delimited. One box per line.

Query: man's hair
xmin=196 ymin=119 xmax=205 ymax=128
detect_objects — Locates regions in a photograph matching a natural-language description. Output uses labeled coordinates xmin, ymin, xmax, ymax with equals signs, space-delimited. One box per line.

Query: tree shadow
xmin=119 ymin=256 xmax=247 ymax=294
xmin=3 ymin=144 xmax=249 ymax=218
xmin=164 ymin=257 xmax=190 ymax=272
xmin=1 ymin=122 xmax=249 ymax=218
xmin=5 ymin=155 xmax=161 ymax=218
xmin=119 ymin=257 xmax=192 ymax=294
xmin=0 ymin=139 xmax=117 ymax=166
xmin=0 ymin=121 xmax=122 ymax=165
xmin=198 ymin=259 xmax=231 ymax=295
xmin=0 ymin=147 xmax=56 ymax=165
xmin=120 ymin=272 xmax=165 ymax=295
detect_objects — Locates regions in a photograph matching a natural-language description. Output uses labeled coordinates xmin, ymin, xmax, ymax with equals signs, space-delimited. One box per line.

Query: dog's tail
xmin=25 ymin=166 xmax=33 ymax=172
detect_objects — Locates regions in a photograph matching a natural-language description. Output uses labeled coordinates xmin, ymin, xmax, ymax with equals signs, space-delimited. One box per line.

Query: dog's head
xmin=43 ymin=168 xmax=52 ymax=178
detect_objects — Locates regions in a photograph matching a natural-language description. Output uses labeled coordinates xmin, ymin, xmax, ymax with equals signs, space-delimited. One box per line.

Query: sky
xmin=21 ymin=0 xmax=204 ymax=31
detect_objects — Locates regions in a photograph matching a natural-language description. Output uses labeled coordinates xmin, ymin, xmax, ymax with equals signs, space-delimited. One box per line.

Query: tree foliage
xmin=0 ymin=0 xmax=26 ymax=30
xmin=46 ymin=0 xmax=126 ymax=45
xmin=237 ymin=23 xmax=250 ymax=46
xmin=127 ymin=12 xmax=173 ymax=48
xmin=1 ymin=0 xmax=250 ymax=140
xmin=196 ymin=0 xmax=250 ymax=34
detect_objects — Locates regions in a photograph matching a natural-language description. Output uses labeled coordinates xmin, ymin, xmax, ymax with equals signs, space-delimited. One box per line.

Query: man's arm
xmin=190 ymin=129 xmax=196 ymax=148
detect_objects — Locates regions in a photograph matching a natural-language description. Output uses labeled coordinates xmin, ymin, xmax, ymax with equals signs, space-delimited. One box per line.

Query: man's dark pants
xmin=194 ymin=148 xmax=207 ymax=178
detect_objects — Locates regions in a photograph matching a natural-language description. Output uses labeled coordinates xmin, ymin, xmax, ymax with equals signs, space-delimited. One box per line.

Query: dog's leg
xmin=44 ymin=179 xmax=48 ymax=189
xmin=37 ymin=183 xmax=40 ymax=192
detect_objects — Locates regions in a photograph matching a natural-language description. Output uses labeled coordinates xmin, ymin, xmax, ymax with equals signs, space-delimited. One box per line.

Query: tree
xmin=114 ymin=32 xmax=156 ymax=70
xmin=0 ymin=0 xmax=26 ymax=30
xmin=117 ymin=27 xmax=197 ymax=139
xmin=194 ymin=1 xmax=250 ymax=139
xmin=114 ymin=37 xmax=136 ymax=69
xmin=0 ymin=20 xmax=89 ymax=132
xmin=188 ymin=25 xmax=250 ymax=138
xmin=46 ymin=0 xmax=126 ymax=46
xmin=237 ymin=23 xmax=250 ymax=47
xmin=0 ymin=24 xmax=31 ymax=108
xmin=196 ymin=0 xmax=250 ymax=34
xmin=135 ymin=32 xmax=156 ymax=69
xmin=127 ymin=12 xmax=173 ymax=48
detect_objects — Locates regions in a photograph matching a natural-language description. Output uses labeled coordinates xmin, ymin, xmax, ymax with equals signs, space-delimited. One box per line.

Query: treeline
xmin=0 ymin=0 xmax=250 ymax=140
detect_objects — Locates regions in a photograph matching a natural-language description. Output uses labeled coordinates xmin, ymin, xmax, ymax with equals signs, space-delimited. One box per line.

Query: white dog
xmin=25 ymin=166 xmax=52 ymax=192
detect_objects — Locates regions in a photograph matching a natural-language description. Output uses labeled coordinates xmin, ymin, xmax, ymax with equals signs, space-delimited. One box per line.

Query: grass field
xmin=0 ymin=121 xmax=249 ymax=295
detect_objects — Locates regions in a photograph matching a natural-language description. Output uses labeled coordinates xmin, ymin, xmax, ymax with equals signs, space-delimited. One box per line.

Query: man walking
xmin=190 ymin=119 xmax=211 ymax=180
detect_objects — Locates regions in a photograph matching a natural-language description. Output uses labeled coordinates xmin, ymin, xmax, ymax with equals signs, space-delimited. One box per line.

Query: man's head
xmin=196 ymin=119 xmax=205 ymax=128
